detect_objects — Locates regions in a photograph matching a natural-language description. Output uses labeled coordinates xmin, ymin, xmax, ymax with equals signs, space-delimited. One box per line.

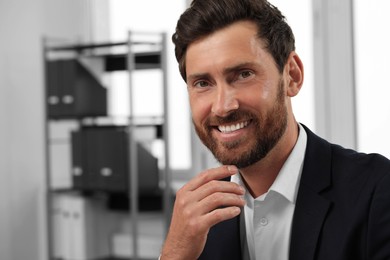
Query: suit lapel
xmin=289 ymin=184 xmax=331 ymax=260
xmin=289 ymin=125 xmax=332 ymax=260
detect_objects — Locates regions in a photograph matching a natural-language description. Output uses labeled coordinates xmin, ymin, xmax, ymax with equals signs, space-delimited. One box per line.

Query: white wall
xmin=0 ymin=2 xmax=47 ymax=259
xmin=269 ymin=0 xmax=315 ymax=131
xmin=0 ymin=2 xmax=11 ymax=257
xmin=0 ymin=1 xmax=107 ymax=259
xmin=311 ymin=0 xmax=357 ymax=149
xmin=354 ymin=1 xmax=390 ymax=158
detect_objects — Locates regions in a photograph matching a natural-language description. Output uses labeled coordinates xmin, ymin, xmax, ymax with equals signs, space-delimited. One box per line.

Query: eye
xmin=237 ymin=70 xmax=254 ymax=80
xmin=194 ymin=80 xmax=210 ymax=88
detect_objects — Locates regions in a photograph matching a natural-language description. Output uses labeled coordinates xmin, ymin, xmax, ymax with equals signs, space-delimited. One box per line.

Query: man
xmin=161 ymin=0 xmax=390 ymax=259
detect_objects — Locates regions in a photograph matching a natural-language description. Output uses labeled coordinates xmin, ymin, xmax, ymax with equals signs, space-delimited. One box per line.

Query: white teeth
xmin=218 ymin=121 xmax=249 ymax=133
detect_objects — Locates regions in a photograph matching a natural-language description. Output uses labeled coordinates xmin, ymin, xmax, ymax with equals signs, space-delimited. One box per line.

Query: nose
xmin=211 ymin=85 xmax=239 ymax=117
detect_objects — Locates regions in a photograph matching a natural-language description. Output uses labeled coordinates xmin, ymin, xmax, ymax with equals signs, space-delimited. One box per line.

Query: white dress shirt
xmin=231 ymin=123 xmax=307 ymax=260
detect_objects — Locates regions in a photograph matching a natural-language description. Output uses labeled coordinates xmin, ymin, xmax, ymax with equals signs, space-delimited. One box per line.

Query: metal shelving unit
xmin=43 ymin=31 xmax=171 ymax=260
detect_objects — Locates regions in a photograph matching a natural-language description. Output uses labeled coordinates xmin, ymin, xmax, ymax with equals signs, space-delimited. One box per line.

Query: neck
xmin=239 ymin=121 xmax=299 ymax=198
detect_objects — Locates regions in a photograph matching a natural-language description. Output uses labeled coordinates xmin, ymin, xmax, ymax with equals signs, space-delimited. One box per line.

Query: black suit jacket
xmin=199 ymin=125 xmax=390 ymax=260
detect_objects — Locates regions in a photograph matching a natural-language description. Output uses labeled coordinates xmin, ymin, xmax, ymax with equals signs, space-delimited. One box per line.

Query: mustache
xmin=205 ymin=110 xmax=255 ymax=126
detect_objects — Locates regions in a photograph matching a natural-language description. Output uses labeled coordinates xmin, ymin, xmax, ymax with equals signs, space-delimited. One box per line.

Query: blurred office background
xmin=0 ymin=0 xmax=389 ymax=259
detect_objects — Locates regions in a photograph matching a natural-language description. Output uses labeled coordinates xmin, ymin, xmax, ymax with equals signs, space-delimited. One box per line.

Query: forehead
xmin=185 ymin=20 xmax=276 ymax=77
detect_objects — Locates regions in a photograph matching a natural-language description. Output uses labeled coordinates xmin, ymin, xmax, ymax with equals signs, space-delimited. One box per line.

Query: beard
xmin=194 ymin=79 xmax=288 ymax=169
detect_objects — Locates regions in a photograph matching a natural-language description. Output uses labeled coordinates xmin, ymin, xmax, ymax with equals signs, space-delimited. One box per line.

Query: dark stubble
xmin=194 ymin=79 xmax=288 ymax=169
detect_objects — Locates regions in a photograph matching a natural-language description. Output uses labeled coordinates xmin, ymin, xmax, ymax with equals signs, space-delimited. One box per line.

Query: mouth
xmin=217 ymin=120 xmax=250 ymax=133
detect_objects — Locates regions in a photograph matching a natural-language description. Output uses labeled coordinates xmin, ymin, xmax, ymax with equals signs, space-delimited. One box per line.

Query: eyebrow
xmin=223 ymin=62 xmax=256 ymax=75
xmin=187 ymin=72 xmax=211 ymax=83
xmin=187 ymin=62 xmax=257 ymax=83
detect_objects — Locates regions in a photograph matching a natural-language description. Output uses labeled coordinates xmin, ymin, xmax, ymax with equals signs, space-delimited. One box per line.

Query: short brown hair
xmin=172 ymin=0 xmax=295 ymax=81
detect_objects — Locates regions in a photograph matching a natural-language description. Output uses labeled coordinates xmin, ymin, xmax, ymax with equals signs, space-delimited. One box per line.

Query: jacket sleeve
xmin=367 ymin=168 xmax=390 ymax=259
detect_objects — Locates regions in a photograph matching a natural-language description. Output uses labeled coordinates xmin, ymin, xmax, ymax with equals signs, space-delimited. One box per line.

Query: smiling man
xmin=187 ymin=20 xmax=295 ymax=169
xmin=160 ymin=0 xmax=390 ymax=259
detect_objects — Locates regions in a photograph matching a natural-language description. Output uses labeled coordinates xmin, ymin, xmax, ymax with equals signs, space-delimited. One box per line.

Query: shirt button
xmin=260 ymin=217 xmax=268 ymax=226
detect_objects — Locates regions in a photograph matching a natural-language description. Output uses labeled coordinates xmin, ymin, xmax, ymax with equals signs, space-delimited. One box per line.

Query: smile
xmin=218 ymin=121 xmax=249 ymax=133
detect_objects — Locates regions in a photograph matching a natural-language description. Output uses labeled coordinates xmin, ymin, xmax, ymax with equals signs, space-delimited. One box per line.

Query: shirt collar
xmin=270 ymin=123 xmax=307 ymax=203
xmin=231 ymin=123 xmax=307 ymax=204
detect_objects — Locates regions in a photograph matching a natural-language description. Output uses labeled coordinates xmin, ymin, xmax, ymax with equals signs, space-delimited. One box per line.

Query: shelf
xmin=98 ymin=257 xmax=156 ymax=260
xmin=52 ymin=257 xmax=155 ymax=260
xmin=45 ymin=40 xmax=162 ymax=71
xmin=107 ymin=191 xmax=174 ymax=212
xmin=104 ymin=52 xmax=161 ymax=71
xmin=46 ymin=40 xmax=159 ymax=52
xmin=48 ymin=188 xmax=169 ymax=213
xmin=44 ymin=32 xmax=170 ymax=260
xmin=77 ymin=116 xmax=164 ymax=126
xmin=46 ymin=41 xmax=128 ymax=52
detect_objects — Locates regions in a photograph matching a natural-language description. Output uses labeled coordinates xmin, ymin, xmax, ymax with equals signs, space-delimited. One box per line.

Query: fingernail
xmin=233 ymin=207 xmax=241 ymax=215
xmin=227 ymin=165 xmax=237 ymax=173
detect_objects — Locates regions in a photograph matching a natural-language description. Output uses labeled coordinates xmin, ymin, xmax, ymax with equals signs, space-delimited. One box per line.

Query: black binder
xmin=46 ymin=59 xmax=107 ymax=118
xmin=71 ymin=126 xmax=159 ymax=193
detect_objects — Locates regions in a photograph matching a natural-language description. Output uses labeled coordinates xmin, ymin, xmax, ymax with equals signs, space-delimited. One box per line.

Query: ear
xmin=285 ymin=51 xmax=304 ymax=97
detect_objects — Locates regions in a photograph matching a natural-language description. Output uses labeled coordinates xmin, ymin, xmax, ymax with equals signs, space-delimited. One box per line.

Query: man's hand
xmin=160 ymin=165 xmax=245 ymax=260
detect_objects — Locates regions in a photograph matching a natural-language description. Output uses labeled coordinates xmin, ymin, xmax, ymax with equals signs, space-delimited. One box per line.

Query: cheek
xmin=189 ymin=94 xmax=211 ymax=124
xmin=242 ymin=80 xmax=278 ymax=107
xmin=256 ymin=80 xmax=274 ymax=100
xmin=239 ymin=89 xmax=267 ymax=109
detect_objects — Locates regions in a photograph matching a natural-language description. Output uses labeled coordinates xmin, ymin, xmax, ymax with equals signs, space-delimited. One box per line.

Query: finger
xmin=183 ymin=165 xmax=238 ymax=191
xmin=198 ymin=191 xmax=246 ymax=214
xmin=192 ymin=179 xmax=245 ymax=202
xmin=201 ymin=206 xmax=242 ymax=228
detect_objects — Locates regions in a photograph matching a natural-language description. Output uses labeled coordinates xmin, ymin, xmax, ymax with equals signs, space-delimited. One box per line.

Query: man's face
xmin=185 ymin=21 xmax=289 ymax=169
